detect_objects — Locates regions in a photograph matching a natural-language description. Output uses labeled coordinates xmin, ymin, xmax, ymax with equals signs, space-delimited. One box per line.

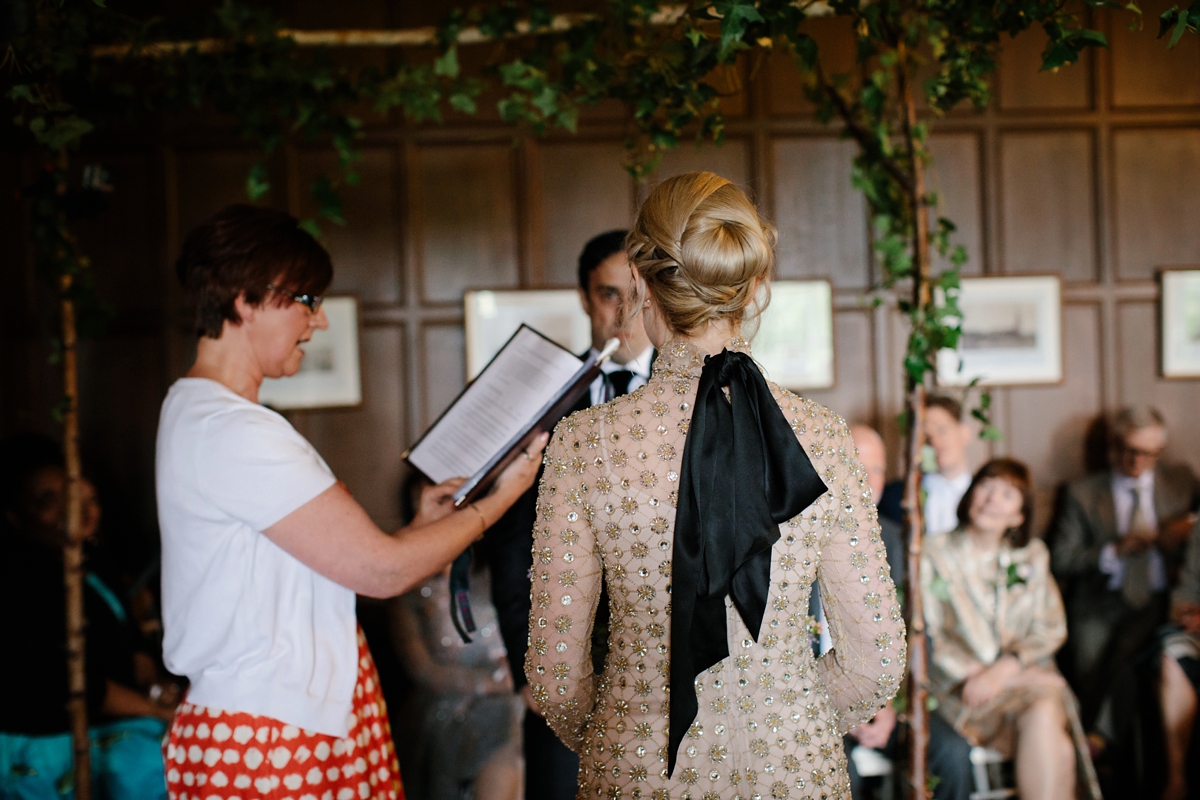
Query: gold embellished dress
xmin=525 ymin=339 xmax=906 ymax=800
xmin=921 ymin=529 xmax=1102 ymax=798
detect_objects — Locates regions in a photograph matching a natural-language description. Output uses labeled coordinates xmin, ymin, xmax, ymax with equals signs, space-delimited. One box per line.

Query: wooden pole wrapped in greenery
xmin=4 ymin=1 xmax=1195 ymax=797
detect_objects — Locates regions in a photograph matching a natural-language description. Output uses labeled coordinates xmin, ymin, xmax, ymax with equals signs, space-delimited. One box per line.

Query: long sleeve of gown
xmin=524 ymin=414 xmax=603 ymax=752
xmin=810 ymin=411 xmax=908 ymax=732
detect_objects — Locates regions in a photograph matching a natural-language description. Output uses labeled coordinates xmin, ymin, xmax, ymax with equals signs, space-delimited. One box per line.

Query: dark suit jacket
xmin=1049 ymin=462 xmax=1200 ymax=601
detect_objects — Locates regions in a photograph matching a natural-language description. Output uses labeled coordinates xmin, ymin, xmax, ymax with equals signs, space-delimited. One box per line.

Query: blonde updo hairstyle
xmin=627 ymin=172 xmax=777 ymax=336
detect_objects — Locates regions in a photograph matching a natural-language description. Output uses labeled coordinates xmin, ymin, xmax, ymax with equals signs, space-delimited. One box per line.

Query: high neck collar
xmin=650 ymin=336 xmax=752 ymax=381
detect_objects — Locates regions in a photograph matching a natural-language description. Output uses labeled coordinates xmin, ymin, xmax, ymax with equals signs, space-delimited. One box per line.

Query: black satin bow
xmin=667 ymin=349 xmax=828 ymax=776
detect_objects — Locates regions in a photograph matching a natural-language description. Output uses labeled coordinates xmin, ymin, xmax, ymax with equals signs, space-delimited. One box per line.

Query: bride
xmin=525 ymin=172 xmax=906 ymax=799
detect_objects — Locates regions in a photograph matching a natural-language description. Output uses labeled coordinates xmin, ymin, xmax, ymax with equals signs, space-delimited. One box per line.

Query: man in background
xmin=878 ymin=395 xmax=975 ymax=538
xmin=1049 ymin=405 xmax=1200 ymax=727
xmin=483 ymin=230 xmax=653 ymax=800
xmin=846 ymin=425 xmax=973 ymax=800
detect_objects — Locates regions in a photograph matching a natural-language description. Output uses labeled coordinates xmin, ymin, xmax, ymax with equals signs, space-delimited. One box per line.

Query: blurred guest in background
xmin=846 ymin=424 xmax=973 ymax=800
xmin=482 ymin=228 xmax=653 ymax=800
xmin=1048 ymin=406 xmax=1200 ymax=726
xmin=879 ymin=395 xmax=975 ymax=538
xmin=923 ymin=458 xmax=1101 ymax=800
xmin=1158 ymin=519 xmax=1200 ymax=800
xmin=0 ymin=433 xmax=176 ymax=800
xmin=391 ymin=562 xmax=522 ymax=800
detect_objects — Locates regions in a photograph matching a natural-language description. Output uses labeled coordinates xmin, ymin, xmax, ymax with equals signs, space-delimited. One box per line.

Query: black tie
xmin=607 ymin=369 xmax=634 ymax=399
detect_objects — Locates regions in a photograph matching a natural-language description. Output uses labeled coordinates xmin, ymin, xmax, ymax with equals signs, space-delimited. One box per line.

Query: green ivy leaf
xmin=434 ymin=46 xmax=460 ymax=79
xmin=298 ymin=218 xmax=322 ymax=238
xmin=30 ymin=115 xmax=95 ymax=150
xmin=245 ymin=162 xmax=270 ymax=201
xmin=712 ymin=0 xmax=764 ymax=61
xmin=449 ymin=92 xmax=477 ymax=114
xmin=8 ymin=85 xmax=37 ymax=104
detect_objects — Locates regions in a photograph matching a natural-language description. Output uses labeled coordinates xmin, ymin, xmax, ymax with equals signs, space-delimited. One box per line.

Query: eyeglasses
xmin=266 ymin=284 xmax=323 ymax=313
xmin=1117 ymin=442 xmax=1165 ymax=460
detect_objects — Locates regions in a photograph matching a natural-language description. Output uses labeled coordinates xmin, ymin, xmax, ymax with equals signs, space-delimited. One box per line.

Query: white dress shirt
xmin=1098 ymin=470 xmax=1168 ymax=593
xmin=588 ymin=345 xmax=654 ymax=406
xmin=923 ymin=471 xmax=973 ymax=538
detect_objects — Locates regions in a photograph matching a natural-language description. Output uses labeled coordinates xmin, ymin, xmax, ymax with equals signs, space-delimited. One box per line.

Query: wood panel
xmin=77 ymin=335 xmax=168 ymax=541
xmin=290 ymin=326 xmax=407 ymax=531
xmin=765 ymin=17 xmax=858 ymax=117
xmin=1112 ymin=128 xmax=1200 ymax=280
xmin=1117 ymin=301 xmax=1200 ymax=476
xmin=998 ymin=29 xmax=1092 ymax=110
xmin=794 ymin=309 xmax=876 ymax=428
xmin=928 ymin=134 xmax=985 ymax=276
xmin=175 ymin=150 xmax=276 ymax=239
xmin=295 ymin=147 xmax=404 ymax=305
xmin=1004 ymin=304 xmax=1104 ymax=534
xmin=646 ymin=138 xmax=753 ymax=197
xmin=539 ymin=140 xmax=633 ymax=288
xmin=73 ymin=153 xmax=165 ymax=317
xmin=415 ymin=144 xmax=519 ymax=303
xmin=420 ymin=323 xmax=466 ymax=432
xmin=1000 ymin=131 xmax=1096 ymax=281
xmin=1109 ymin=0 xmax=1200 ymax=108
xmin=771 ymin=137 xmax=870 ymax=287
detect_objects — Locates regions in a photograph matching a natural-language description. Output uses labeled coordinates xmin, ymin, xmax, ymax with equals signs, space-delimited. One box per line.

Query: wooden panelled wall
xmin=3 ymin=2 xmax=1200 ymax=545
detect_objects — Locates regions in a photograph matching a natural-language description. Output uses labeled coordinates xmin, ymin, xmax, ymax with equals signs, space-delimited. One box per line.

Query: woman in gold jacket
xmin=922 ymin=458 xmax=1101 ymax=800
xmin=525 ymin=172 xmax=906 ymax=800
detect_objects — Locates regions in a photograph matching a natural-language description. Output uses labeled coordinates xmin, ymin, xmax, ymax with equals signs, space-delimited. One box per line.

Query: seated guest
xmin=847 ymin=425 xmax=973 ymax=800
xmin=390 ymin=562 xmax=522 ymax=800
xmin=1048 ymin=406 xmax=1200 ymax=726
xmin=1158 ymin=518 xmax=1200 ymax=800
xmin=922 ymin=458 xmax=1101 ymax=800
xmin=879 ymin=394 xmax=974 ymax=537
xmin=0 ymin=433 xmax=176 ymax=800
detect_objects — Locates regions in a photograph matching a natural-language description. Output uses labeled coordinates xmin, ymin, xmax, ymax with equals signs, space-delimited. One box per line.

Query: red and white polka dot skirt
xmin=163 ymin=627 xmax=404 ymax=800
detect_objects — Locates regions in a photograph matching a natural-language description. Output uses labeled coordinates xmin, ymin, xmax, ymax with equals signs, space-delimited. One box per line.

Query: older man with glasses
xmin=1049 ymin=406 xmax=1200 ymax=730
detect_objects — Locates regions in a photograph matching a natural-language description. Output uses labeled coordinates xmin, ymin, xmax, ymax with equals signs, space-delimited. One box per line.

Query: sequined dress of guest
xmin=525 ymin=338 xmax=906 ymax=800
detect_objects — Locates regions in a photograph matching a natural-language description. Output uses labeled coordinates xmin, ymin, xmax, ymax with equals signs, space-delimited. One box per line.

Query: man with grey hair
xmin=1049 ymin=405 xmax=1200 ymax=727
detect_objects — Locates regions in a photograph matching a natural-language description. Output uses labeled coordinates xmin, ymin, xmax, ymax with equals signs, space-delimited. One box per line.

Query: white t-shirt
xmin=156 ymin=378 xmax=356 ymax=737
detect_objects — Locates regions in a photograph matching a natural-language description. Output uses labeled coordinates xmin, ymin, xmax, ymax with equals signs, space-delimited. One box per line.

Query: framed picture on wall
xmin=936 ymin=275 xmax=1062 ymax=387
xmin=464 ymin=289 xmax=592 ymax=379
xmin=1161 ymin=267 xmax=1200 ymax=379
xmin=259 ymin=296 xmax=362 ymax=409
xmin=751 ymin=279 xmax=835 ymax=390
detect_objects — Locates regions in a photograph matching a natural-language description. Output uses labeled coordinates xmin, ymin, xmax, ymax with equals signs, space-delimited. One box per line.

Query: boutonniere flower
xmin=1005 ymin=562 xmax=1031 ymax=589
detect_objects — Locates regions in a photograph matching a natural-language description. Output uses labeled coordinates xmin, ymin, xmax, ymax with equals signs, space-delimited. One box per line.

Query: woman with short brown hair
xmin=157 ymin=204 xmax=545 ymax=800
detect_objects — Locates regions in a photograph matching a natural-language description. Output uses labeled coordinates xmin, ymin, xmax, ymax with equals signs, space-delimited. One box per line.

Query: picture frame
xmin=464 ymin=289 xmax=593 ymax=379
xmin=1161 ymin=267 xmax=1200 ymax=379
xmin=751 ymin=279 xmax=835 ymax=390
xmin=936 ymin=275 xmax=1063 ymax=387
xmin=259 ymin=295 xmax=363 ymax=409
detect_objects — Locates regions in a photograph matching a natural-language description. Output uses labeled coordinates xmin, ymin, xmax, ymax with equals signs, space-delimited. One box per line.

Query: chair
xmin=968 ymin=746 xmax=1017 ymax=800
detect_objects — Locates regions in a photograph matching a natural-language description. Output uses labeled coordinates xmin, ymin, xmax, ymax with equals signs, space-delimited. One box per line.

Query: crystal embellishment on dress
xmin=524 ymin=337 xmax=904 ymax=799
